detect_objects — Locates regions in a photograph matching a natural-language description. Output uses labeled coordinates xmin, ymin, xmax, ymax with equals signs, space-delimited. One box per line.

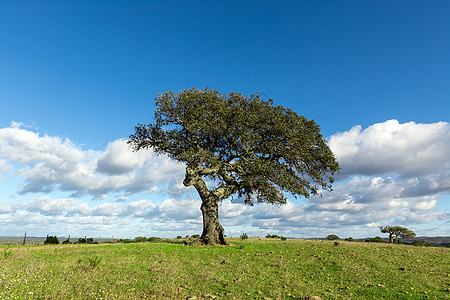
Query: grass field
xmin=0 ymin=238 xmax=448 ymax=299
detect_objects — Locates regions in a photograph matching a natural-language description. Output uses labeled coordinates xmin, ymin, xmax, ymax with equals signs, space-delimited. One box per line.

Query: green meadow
xmin=0 ymin=239 xmax=448 ymax=299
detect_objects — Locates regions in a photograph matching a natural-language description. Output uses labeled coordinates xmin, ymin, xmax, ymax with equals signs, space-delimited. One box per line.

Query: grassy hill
xmin=0 ymin=238 xmax=448 ymax=299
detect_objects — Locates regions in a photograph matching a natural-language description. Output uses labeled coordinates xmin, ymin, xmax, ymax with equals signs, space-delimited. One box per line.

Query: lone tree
xmin=380 ymin=225 xmax=416 ymax=243
xmin=129 ymin=88 xmax=339 ymax=245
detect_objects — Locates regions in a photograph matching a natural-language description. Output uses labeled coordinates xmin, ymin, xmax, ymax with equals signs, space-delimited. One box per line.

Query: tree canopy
xmin=380 ymin=225 xmax=416 ymax=243
xmin=129 ymin=88 xmax=339 ymax=245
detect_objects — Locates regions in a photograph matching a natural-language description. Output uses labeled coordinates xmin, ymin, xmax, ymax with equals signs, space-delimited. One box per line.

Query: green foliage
xmin=191 ymin=234 xmax=200 ymax=239
xmin=334 ymin=241 xmax=340 ymax=246
xmin=327 ymin=234 xmax=340 ymax=240
xmin=4 ymin=248 xmax=12 ymax=259
xmin=44 ymin=235 xmax=59 ymax=245
xmin=77 ymin=237 xmax=97 ymax=244
xmin=345 ymin=237 xmax=354 ymax=242
xmin=129 ymin=88 xmax=339 ymax=205
xmin=134 ymin=236 xmax=148 ymax=242
xmin=176 ymin=236 xmax=182 ymax=239
xmin=240 ymin=233 xmax=248 ymax=240
xmin=280 ymin=236 xmax=287 ymax=241
xmin=412 ymin=241 xmax=424 ymax=246
xmin=380 ymin=226 xmax=416 ymax=243
xmin=266 ymin=234 xmax=280 ymax=239
xmin=368 ymin=237 xmax=384 ymax=243
xmin=77 ymin=256 xmax=102 ymax=270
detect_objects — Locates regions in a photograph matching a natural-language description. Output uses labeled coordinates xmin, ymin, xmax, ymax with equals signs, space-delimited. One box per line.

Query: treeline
xmin=44 ymin=235 xmax=100 ymax=245
xmin=325 ymin=234 xmax=447 ymax=247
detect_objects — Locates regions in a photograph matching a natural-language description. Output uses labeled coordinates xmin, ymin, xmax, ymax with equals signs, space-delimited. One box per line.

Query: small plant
xmin=88 ymin=256 xmax=102 ymax=268
xmin=334 ymin=241 xmax=340 ymax=246
xmin=240 ymin=233 xmax=248 ymax=240
xmin=280 ymin=236 xmax=287 ymax=241
xmin=77 ymin=256 xmax=102 ymax=270
xmin=4 ymin=248 xmax=12 ymax=259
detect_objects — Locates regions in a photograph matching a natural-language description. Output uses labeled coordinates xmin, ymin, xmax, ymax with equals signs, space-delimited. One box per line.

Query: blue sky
xmin=0 ymin=1 xmax=448 ymax=239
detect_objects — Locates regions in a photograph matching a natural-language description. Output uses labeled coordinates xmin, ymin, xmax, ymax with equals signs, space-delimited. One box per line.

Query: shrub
xmin=327 ymin=234 xmax=340 ymax=240
xmin=191 ymin=234 xmax=200 ymax=239
xmin=176 ymin=236 xmax=182 ymax=239
xmin=334 ymin=241 xmax=340 ymax=246
xmin=240 ymin=233 xmax=248 ymax=240
xmin=147 ymin=237 xmax=161 ymax=242
xmin=345 ymin=237 xmax=354 ymax=242
xmin=44 ymin=235 xmax=59 ymax=245
xmin=412 ymin=241 xmax=425 ymax=247
xmin=368 ymin=237 xmax=384 ymax=243
xmin=266 ymin=234 xmax=280 ymax=239
xmin=134 ymin=236 xmax=148 ymax=242
xmin=280 ymin=236 xmax=287 ymax=241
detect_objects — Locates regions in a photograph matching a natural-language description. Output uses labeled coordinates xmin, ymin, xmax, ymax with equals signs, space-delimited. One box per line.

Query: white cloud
xmin=0 ymin=124 xmax=187 ymax=198
xmin=328 ymin=120 xmax=449 ymax=178
xmin=0 ymin=120 xmax=448 ymax=238
xmin=26 ymin=196 xmax=79 ymax=216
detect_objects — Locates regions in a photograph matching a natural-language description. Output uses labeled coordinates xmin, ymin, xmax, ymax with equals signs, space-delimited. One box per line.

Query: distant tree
xmin=327 ymin=234 xmax=340 ymax=240
xmin=240 ymin=233 xmax=248 ymax=240
xmin=129 ymin=88 xmax=339 ymax=245
xmin=134 ymin=236 xmax=148 ymax=242
xmin=380 ymin=226 xmax=416 ymax=243
xmin=266 ymin=234 xmax=280 ymax=239
xmin=44 ymin=235 xmax=59 ymax=245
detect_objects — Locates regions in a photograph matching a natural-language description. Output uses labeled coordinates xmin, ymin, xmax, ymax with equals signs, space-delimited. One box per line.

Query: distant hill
xmin=401 ymin=236 xmax=450 ymax=247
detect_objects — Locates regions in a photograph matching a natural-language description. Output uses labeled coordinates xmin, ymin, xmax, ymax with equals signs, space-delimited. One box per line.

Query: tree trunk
xmin=389 ymin=233 xmax=394 ymax=243
xmin=183 ymin=165 xmax=229 ymax=246
xmin=199 ymin=195 xmax=228 ymax=246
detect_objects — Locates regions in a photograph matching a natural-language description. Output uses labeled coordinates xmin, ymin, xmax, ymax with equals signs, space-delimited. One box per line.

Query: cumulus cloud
xmin=328 ymin=120 xmax=450 ymax=178
xmin=0 ymin=123 xmax=186 ymax=198
xmin=0 ymin=120 xmax=448 ymax=238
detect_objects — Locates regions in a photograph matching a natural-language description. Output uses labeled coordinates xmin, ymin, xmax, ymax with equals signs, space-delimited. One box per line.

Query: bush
xmin=191 ymin=234 xmax=200 ymax=239
xmin=134 ymin=236 xmax=148 ymax=242
xmin=345 ymin=237 xmax=354 ymax=242
xmin=327 ymin=234 xmax=340 ymax=240
xmin=412 ymin=241 xmax=425 ymax=247
xmin=176 ymin=236 xmax=182 ymax=239
xmin=368 ymin=236 xmax=384 ymax=243
xmin=44 ymin=235 xmax=59 ymax=245
xmin=147 ymin=237 xmax=161 ymax=242
xmin=240 ymin=233 xmax=248 ymax=240
xmin=280 ymin=236 xmax=287 ymax=241
xmin=266 ymin=234 xmax=280 ymax=239
xmin=334 ymin=241 xmax=340 ymax=246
